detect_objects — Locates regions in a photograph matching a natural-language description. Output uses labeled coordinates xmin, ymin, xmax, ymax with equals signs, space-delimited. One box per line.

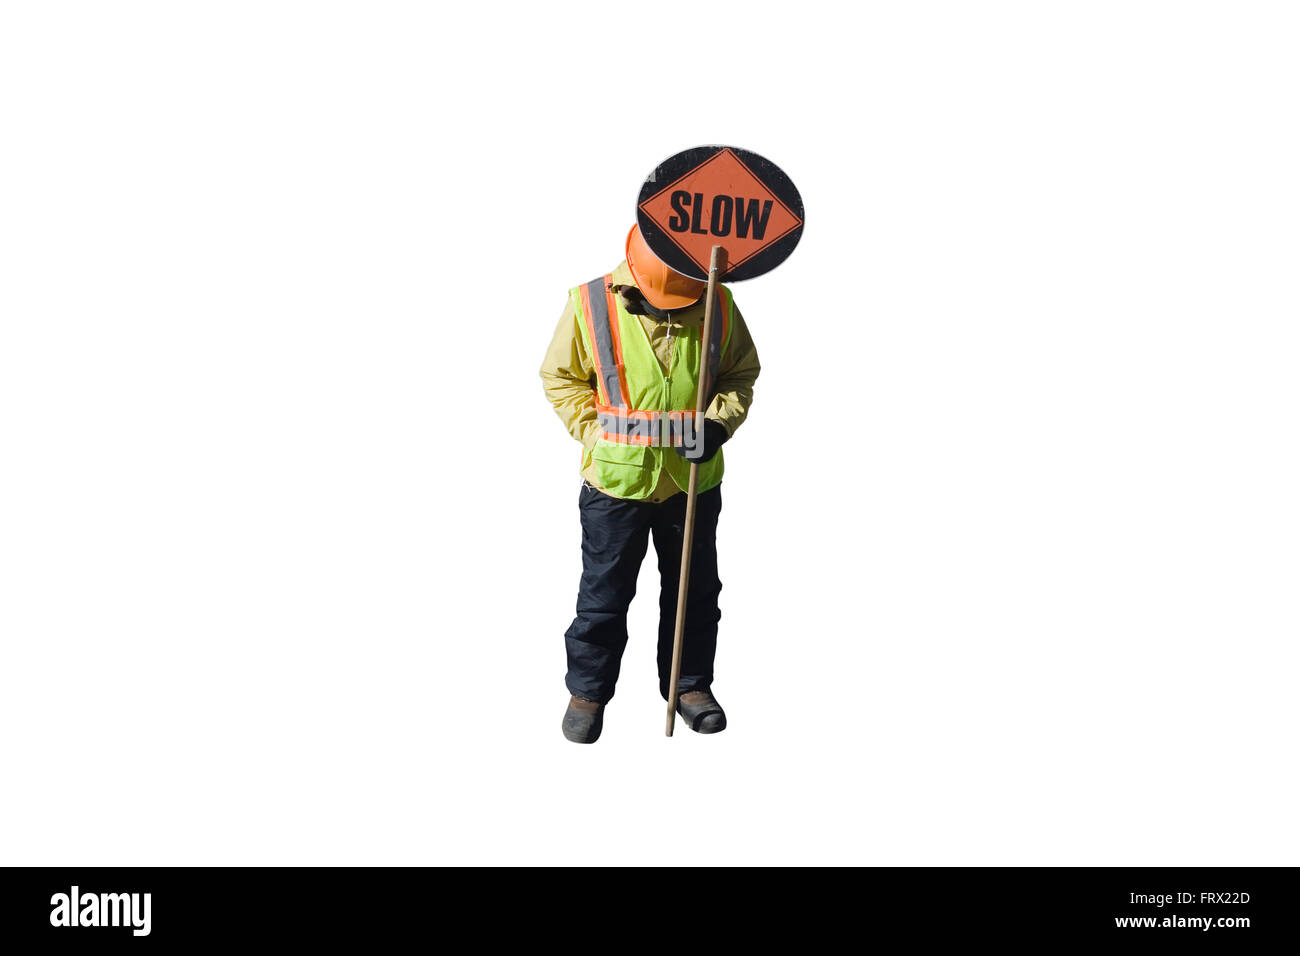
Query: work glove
xmin=676 ymin=419 xmax=729 ymax=464
xmin=612 ymin=284 xmax=677 ymax=321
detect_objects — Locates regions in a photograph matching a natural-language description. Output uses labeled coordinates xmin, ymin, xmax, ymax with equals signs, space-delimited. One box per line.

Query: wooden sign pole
xmin=666 ymin=244 xmax=726 ymax=736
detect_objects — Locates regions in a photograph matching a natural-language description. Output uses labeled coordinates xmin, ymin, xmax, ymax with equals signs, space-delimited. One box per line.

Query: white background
xmin=2 ymin=2 xmax=1297 ymax=866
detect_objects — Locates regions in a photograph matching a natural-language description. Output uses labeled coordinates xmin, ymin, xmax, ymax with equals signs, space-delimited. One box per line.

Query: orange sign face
xmin=637 ymin=147 xmax=804 ymax=280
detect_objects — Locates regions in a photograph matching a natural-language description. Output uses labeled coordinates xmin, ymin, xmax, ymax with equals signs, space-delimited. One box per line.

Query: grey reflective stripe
xmin=585 ymin=277 xmax=624 ymax=409
xmin=705 ymin=289 xmax=726 ymax=398
xmin=597 ymin=410 xmax=622 ymax=434
xmin=597 ymin=409 xmax=696 ymax=447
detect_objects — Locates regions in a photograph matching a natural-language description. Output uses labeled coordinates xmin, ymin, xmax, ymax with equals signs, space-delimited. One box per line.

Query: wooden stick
xmin=666 ymin=245 xmax=726 ymax=736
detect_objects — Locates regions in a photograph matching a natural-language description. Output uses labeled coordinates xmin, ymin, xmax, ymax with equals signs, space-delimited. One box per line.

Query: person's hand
xmin=612 ymin=284 xmax=677 ymax=321
xmin=675 ymin=419 xmax=729 ymax=464
xmin=614 ymin=284 xmax=653 ymax=315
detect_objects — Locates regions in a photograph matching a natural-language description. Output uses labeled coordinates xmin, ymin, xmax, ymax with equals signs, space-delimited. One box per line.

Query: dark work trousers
xmin=564 ymin=482 xmax=723 ymax=705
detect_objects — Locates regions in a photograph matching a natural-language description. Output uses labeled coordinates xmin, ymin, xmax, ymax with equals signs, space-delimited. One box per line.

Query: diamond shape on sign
xmin=638 ymin=148 xmax=803 ymax=274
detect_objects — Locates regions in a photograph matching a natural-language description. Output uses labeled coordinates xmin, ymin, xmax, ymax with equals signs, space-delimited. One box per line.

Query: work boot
xmin=676 ymin=689 xmax=727 ymax=734
xmin=562 ymin=696 xmax=604 ymax=744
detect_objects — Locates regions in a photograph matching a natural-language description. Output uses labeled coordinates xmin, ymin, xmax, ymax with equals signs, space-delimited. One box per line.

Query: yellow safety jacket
xmin=571 ymin=273 xmax=735 ymax=500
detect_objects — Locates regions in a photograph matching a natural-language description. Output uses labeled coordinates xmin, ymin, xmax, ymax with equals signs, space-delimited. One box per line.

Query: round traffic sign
xmin=636 ymin=145 xmax=804 ymax=282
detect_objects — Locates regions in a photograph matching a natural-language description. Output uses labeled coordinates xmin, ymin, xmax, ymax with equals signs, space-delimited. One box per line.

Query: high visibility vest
xmin=572 ymin=274 xmax=734 ymax=500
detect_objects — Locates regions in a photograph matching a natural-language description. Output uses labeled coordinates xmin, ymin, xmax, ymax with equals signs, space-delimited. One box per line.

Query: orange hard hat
xmin=625 ymin=224 xmax=707 ymax=310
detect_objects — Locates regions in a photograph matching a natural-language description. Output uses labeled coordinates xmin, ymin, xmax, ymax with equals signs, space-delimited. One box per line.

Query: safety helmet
xmin=625 ymin=224 xmax=707 ymax=310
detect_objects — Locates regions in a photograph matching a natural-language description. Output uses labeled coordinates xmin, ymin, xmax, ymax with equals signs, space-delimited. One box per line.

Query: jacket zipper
xmin=663 ymin=324 xmax=674 ymax=447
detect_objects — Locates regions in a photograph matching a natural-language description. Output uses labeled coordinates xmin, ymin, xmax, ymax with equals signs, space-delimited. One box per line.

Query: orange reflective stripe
xmin=600 ymin=431 xmax=655 ymax=446
xmin=595 ymin=405 xmax=698 ymax=420
xmin=595 ymin=402 xmax=682 ymax=421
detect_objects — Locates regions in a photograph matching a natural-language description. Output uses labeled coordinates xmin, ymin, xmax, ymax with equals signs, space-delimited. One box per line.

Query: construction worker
xmin=540 ymin=225 xmax=761 ymax=743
